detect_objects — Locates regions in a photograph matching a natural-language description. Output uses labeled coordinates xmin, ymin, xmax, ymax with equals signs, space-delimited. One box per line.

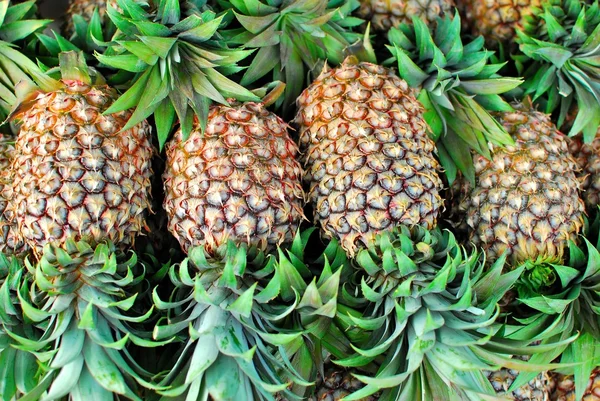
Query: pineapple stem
xmin=59 ymin=51 xmax=92 ymax=85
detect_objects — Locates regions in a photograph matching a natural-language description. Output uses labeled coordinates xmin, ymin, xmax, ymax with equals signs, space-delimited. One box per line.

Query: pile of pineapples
xmin=3 ymin=0 xmax=600 ymax=400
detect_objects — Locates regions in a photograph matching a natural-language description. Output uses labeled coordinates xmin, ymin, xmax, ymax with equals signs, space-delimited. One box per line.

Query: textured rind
xmin=356 ymin=0 xmax=454 ymax=31
xmin=9 ymin=80 xmax=153 ymax=254
xmin=276 ymin=367 xmax=380 ymax=401
xmin=552 ymin=368 xmax=600 ymax=401
xmin=459 ymin=107 xmax=584 ymax=265
xmin=0 ymin=136 xmax=28 ymax=255
xmin=569 ymin=134 xmax=600 ymax=215
xmin=163 ymin=102 xmax=305 ymax=256
xmin=295 ymin=60 xmax=443 ymax=257
xmin=487 ymin=365 xmax=555 ymax=401
xmin=459 ymin=0 xmax=541 ymax=48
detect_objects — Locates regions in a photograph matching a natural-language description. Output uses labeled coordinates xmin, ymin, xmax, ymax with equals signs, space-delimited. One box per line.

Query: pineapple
xmin=457 ymin=103 xmax=585 ymax=265
xmin=278 ymin=367 xmax=381 ymax=401
xmin=162 ymin=101 xmax=305 ymax=255
xmin=356 ymin=0 xmax=455 ymax=31
xmin=295 ymin=57 xmax=443 ymax=256
xmin=553 ymin=369 xmax=600 ymax=400
xmin=312 ymin=368 xmax=380 ymax=401
xmin=487 ymin=358 xmax=556 ymax=401
xmin=0 ymin=51 xmax=160 ymax=401
xmin=458 ymin=0 xmax=541 ymax=48
xmin=569 ymin=135 xmax=600 ymax=215
xmin=7 ymin=56 xmax=154 ymax=255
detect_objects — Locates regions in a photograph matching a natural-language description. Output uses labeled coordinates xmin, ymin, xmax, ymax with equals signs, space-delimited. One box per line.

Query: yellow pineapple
xmin=295 ymin=57 xmax=443 ymax=257
xmin=7 ymin=53 xmax=154 ymax=255
xmin=553 ymin=369 xmax=600 ymax=400
xmin=457 ymin=103 xmax=585 ymax=265
xmin=458 ymin=0 xmax=541 ymax=48
xmin=163 ymin=101 xmax=305 ymax=256
xmin=356 ymin=0 xmax=455 ymax=31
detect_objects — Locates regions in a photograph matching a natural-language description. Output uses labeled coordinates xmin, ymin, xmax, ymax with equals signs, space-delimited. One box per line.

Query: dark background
xmin=38 ymin=0 xmax=69 ymax=29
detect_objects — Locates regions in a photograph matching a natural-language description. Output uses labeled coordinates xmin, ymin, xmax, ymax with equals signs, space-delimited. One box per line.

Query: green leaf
xmin=154 ymin=98 xmax=176 ymax=151
xmin=42 ymin=355 xmax=84 ymax=401
xmin=83 ymin=339 xmax=137 ymax=399
xmin=138 ymin=36 xmax=177 ymax=59
xmin=179 ymin=15 xmax=224 ymax=43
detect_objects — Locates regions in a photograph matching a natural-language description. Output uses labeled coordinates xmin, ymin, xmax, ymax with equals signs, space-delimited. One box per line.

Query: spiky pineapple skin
xmin=0 ymin=135 xmax=27 ymax=255
xmin=487 ymin=367 xmax=555 ymax=401
xmin=277 ymin=368 xmax=380 ymax=401
xmin=356 ymin=0 xmax=455 ymax=31
xmin=313 ymin=369 xmax=380 ymax=401
xmin=569 ymin=134 xmax=600 ymax=214
xmin=552 ymin=368 xmax=600 ymax=400
xmin=459 ymin=0 xmax=541 ymax=48
xmin=295 ymin=59 xmax=443 ymax=256
xmin=458 ymin=106 xmax=584 ymax=265
xmin=8 ymin=80 xmax=153 ymax=255
xmin=163 ymin=102 xmax=305 ymax=256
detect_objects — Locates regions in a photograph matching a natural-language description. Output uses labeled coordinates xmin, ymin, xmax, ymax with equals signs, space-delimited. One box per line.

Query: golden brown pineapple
xmin=162 ymin=102 xmax=305 ymax=256
xmin=458 ymin=104 xmax=585 ymax=265
xmin=295 ymin=58 xmax=443 ymax=256
xmin=8 ymin=79 xmax=154 ymax=255
xmin=0 ymin=135 xmax=27 ymax=255
xmin=356 ymin=0 xmax=455 ymax=31
xmin=459 ymin=0 xmax=541 ymax=48
xmin=569 ymin=134 xmax=600 ymax=214
xmin=552 ymin=369 xmax=600 ymax=401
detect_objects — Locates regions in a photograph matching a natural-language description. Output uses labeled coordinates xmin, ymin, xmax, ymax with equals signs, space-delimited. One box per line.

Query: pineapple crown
xmin=0 ymin=253 xmax=40 ymax=401
xmin=35 ymin=7 xmax=114 ymax=65
xmin=516 ymin=0 xmax=600 ymax=141
xmin=152 ymin=232 xmax=316 ymax=400
xmin=97 ymin=0 xmax=262 ymax=150
xmin=330 ymin=226 xmax=568 ymax=400
xmin=385 ymin=12 xmax=523 ymax=185
xmin=6 ymin=51 xmax=103 ymax=126
xmin=217 ymin=0 xmax=364 ymax=114
xmin=502 ymin=219 xmax=600 ymax=400
xmin=0 ymin=1 xmax=52 ymax=133
xmin=8 ymin=239 xmax=166 ymax=401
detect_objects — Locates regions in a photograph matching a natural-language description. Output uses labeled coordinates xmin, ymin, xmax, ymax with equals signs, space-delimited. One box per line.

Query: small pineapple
xmin=64 ymin=0 xmax=117 ymax=36
xmin=295 ymin=57 xmax=443 ymax=256
xmin=458 ymin=103 xmax=585 ymax=265
xmin=458 ymin=0 xmax=541 ymax=48
xmin=312 ymin=368 xmax=380 ymax=401
xmin=356 ymin=0 xmax=455 ymax=31
xmin=569 ymin=135 xmax=600 ymax=214
xmin=8 ymin=52 xmax=154 ymax=255
xmin=487 ymin=362 xmax=556 ymax=401
xmin=163 ymin=101 xmax=305 ymax=256
xmin=553 ymin=369 xmax=600 ymax=400
xmin=277 ymin=366 xmax=380 ymax=401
